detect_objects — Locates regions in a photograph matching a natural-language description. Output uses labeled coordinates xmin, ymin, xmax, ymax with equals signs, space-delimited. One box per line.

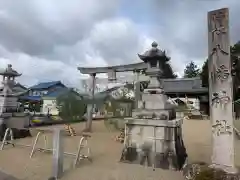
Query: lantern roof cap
xmin=138 ymin=41 xmax=169 ymax=62
xmin=0 ymin=64 xmax=22 ymax=77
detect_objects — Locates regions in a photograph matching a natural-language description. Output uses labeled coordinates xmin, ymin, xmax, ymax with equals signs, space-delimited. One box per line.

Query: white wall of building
xmin=42 ymin=99 xmax=59 ymax=115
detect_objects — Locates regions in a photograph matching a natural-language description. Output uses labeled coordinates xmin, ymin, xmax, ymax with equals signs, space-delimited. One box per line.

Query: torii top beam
xmin=77 ymin=62 xmax=147 ymax=75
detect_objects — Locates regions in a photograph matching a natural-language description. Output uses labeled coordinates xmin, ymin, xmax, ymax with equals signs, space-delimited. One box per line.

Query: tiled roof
xmin=162 ymin=77 xmax=208 ymax=93
xmin=92 ymin=78 xmax=207 ymax=98
xmin=43 ymin=87 xmax=82 ymax=99
xmin=19 ymin=96 xmax=41 ymax=101
xmin=14 ymin=83 xmax=27 ymax=90
xmin=30 ymin=81 xmax=65 ymax=90
xmin=44 ymin=88 xmax=69 ymax=97
xmin=0 ymin=83 xmax=27 ymax=92
xmin=139 ymin=77 xmax=207 ymax=94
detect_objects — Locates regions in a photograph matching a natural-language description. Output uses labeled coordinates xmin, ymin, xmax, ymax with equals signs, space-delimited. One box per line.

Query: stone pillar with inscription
xmin=208 ymin=8 xmax=237 ymax=173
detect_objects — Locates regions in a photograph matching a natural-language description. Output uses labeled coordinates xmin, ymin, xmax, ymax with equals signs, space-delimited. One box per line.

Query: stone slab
xmin=124 ymin=118 xmax=183 ymax=127
xmin=132 ymin=109 xmax=176 ymax=120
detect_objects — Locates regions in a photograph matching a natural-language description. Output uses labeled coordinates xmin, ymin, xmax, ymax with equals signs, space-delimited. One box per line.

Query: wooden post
xmin=208 ymin=8 xmax=237 ymax=173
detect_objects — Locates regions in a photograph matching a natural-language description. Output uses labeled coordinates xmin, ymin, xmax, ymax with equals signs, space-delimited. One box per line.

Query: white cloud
xmin=0 ymin=17 xmax=152 ymax=88
xmin=0 ymin=50 xmax=79 ymax=87
xmin=0 ymin=0 xmax=239 ymax=89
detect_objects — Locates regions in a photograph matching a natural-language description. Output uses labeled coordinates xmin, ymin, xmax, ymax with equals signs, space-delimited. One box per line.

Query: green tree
xmin=162 ymin=63 xmax=178 ymax=78
xmin=200 ymin=42 xmax=240 ymax=117
xmin=231 ymin=42 xmax=240 ymax=101
xmin=56 ymin=91 xmax=86 ymax=122
xmin=184 ymin=61 xmax=200 ymax=78
xmin=200 ymin=41 xmax=240 ymax=101
xmin=200 ymin=59 xmax=208 ymax=87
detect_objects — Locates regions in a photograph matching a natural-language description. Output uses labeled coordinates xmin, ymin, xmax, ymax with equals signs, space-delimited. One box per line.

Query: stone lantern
xmin=138 ymin=41 xmax=170 ymax=92
xmin=0 ymin=64 xmax=22 ymax=116
xmin=121 ymin=42 xmax=187 ymax=170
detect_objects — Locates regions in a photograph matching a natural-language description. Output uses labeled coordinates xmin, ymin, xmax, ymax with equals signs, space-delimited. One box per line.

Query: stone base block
xmin=132 ymin=109 xmax=176 ymax=120
xmin=120 ymin=146 xmax=187 ymax=170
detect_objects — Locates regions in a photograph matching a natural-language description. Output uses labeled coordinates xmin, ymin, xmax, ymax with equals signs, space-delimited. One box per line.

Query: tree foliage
xmin=184 ymin=61 xmax=200 ymax=78
xmin=200 ymin=60 xmax=208 ymax=87
xmin=231 ymin=42 xmax=240 ymax=100
xmin=162 ymin=63 xmax=178 ymax=78
xmin=56 ymin=91 xmax=86 ymax=121
xmin=200 ymin=41 xmax=240 ymax=99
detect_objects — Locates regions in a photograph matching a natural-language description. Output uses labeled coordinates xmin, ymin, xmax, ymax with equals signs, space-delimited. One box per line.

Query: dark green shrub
xmin=183 ymin=163 xmax=239 ymax=180
xmin=195 ymin=167 xmax=226 ymax=180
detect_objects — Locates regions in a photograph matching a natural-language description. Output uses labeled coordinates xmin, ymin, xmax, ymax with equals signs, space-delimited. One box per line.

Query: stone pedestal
xmin=122 ymin=118 xmax=185 ymax=169
xmin=121 ymin=111 xmax=187 ymax=170
xmin=121 ymin=86 xmax=187 ymax=170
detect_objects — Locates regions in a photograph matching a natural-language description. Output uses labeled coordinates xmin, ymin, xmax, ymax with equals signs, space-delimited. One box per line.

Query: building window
xmin=42 ymin=91 xmax=48 ymax=95
xmin=29 ymin=91 xmax=33 ymax=96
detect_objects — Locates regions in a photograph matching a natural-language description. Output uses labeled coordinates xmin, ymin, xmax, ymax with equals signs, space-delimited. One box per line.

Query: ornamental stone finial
xmin=152 ymin=41 xmax=158 ymax=48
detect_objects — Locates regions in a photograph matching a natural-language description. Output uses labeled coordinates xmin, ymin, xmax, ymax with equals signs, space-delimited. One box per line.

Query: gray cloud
xmin=0 ymin=0 xmax=120 ymax=56
xmin=0 ymin=0 xmax=239 ymax=87
xmin=147 ymin=0 xmax=240 ymax=60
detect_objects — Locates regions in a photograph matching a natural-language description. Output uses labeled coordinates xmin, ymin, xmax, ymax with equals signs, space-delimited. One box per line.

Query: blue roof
xmin=19 ymin=88 xmax=81 ymax=100
xmin=43 ymin=88 xmax=82 ymax=99
xmin=19 ymin=96 xmax=41 ymax=101
xmin=30 ymin=81 xmax=65 ymax=90
xmin=44 ymin=88 xmax=69 ymax=97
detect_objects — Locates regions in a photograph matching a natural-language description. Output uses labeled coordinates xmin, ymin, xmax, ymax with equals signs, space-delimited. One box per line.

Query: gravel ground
xmin=0 ymin=119 xmax=239 ymax=180
xmin=0 ymin=170 xmax=20 ymax=180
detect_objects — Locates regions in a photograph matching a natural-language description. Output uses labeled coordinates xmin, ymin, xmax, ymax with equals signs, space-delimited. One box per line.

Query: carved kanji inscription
xmin=209 ymin=9 xmax=228 ymax=43
xmin=212 ymin=90 xmax=230 ymax=108
xmin=216 ymin=64 xmax=230 ymax=81
xmin=212 ymin=120 xmax=232 ymax=136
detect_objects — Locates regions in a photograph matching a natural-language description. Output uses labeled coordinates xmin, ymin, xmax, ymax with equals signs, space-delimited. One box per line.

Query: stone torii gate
xmin=78 ymin=61 xmax=147 ymax=131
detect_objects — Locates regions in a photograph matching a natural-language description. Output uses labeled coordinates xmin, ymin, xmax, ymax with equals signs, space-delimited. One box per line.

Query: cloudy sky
xmin=0 ymin=0 xmax=239 ymax=88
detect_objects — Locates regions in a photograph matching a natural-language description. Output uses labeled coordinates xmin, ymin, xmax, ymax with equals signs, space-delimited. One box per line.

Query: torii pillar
xmin=86 ymin=73 xmax=96 ymax=131
xmin=133 ymin=69 xmax=141 ymax=108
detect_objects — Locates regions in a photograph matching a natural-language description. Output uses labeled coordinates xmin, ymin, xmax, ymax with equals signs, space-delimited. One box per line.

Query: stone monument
xmin=208 ymin=8 xmax=237 ymax=173
xmin=0 ymin=64 xmax=31 ymax=140
xmin=120 ymin=42 xmax=187 ymax=170
xmin=0 ymin=64 xmax=21 ymax=118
